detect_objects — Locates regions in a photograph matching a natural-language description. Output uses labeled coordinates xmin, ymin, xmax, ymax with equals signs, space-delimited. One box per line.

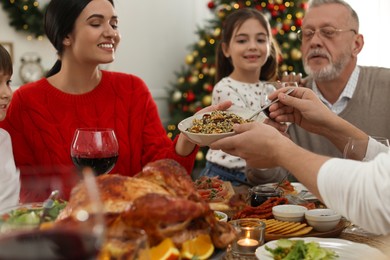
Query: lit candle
xmin=235 ymin=238 xmax=259 ymax=254
xmin=230 ymin=219 xmax=265 ymax=256
xmin=237 ymin=238 xmax=259 ymax=247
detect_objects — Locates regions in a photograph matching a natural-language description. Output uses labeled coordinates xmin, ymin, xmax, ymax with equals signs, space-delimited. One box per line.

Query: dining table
xmin=213 ymin=184 xmax=390 ymax=260
xmin=216 ymin=229 xmax=390 ymax=260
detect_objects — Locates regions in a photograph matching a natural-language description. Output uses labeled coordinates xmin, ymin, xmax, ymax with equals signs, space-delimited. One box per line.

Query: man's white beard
xmin=304 ymin=51 xmax=350 ymax=82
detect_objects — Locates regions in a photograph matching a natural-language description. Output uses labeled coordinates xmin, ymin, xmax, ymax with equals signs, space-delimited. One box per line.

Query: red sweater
xmin=0 ymin=71 xmax=197 ymax=201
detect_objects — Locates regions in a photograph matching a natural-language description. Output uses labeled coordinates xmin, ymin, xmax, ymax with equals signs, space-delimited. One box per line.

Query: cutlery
xmin=273 ymin=174 xmax=289 ymax=191
xmin=248 ymin=88 xmax=295 ymax=121
xmin=39 ymin=190 xmax=59 ymax=224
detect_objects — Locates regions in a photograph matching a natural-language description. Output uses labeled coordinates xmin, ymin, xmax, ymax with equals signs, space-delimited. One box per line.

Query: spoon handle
xmin=248 ymin=88 xmax=295 ymax=121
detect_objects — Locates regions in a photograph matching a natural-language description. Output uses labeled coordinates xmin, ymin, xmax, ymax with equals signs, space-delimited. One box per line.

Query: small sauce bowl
xmin=272 ymin=204 xmax=308 ymax=222
xmin=214 ymin=211 xmax=228 ymax=222
xmin=305 ymin=209 xmax=341 ymax=232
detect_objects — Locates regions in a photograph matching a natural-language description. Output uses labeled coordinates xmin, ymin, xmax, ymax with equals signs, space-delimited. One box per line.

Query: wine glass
xmin=71 ymin=128 xmax=119 ymax=176
xmin=343 ymin=136 xmax=389 ymax=236
xmin=343 ymin=136 xmax=389 ymax=161
xmin=0 ymin=167 xmax=106 ymax=259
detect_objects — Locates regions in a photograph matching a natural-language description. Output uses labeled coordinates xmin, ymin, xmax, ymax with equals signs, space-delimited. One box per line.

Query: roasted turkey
xmin=56 ymin=159 xmax=236 ymax=249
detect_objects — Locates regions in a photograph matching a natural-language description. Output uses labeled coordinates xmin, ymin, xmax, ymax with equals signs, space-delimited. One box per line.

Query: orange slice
xmin=149 ymin=238 xmax=180 ymax=260
xmin=181 ymin=234 xmax=214 ymax=260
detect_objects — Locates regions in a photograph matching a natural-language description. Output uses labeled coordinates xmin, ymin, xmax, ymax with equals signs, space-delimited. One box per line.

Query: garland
xmin=0 ymin=0 xmax=49 ymax=38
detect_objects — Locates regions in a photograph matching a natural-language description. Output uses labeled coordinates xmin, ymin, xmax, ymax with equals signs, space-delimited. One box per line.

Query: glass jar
xmin=248 ymin=185 xmax=283 ymax=207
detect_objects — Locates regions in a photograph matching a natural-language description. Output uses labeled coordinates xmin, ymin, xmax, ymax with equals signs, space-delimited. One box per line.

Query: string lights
xmin=0 ymin=0 xmax=49 ymax=40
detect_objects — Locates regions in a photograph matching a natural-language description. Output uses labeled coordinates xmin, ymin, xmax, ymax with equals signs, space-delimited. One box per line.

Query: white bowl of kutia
xmin=304 ymin=208 xmax=342 ymax=232
xmin=178 ymin=109 xmax=263 ymax=147
xmin=272 ymin=204 xmax=308 ymax=223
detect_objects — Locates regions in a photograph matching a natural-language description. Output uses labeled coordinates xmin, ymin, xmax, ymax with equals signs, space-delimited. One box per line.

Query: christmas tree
xmin=0 ymin=0 xmax=48 ymax=39
xmin=166 ymin=0 xmax=308 ymax=168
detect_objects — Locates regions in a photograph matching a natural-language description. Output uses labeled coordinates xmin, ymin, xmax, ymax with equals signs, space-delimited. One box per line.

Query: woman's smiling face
xmin=64 ymin=0 xmax=121 ymax=65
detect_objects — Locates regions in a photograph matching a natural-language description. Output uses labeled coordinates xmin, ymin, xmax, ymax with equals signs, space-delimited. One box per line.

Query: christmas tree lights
xmin=166 ymin=0 xmax=308 ymax=168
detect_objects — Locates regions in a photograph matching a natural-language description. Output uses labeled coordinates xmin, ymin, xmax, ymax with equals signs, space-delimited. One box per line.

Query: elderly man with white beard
xmin=246 ymin=0 xmax=390 ymax=185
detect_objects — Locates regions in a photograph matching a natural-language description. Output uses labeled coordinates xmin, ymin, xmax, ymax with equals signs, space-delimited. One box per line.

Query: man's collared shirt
xmin=312 ymin=66 xmax=360 ymax=115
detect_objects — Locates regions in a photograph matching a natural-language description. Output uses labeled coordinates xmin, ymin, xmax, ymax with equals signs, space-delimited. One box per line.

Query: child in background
xmin=0 ymin=44 xmax=20 ymax=211
xmin=199 ymin=8 xmax=280 ymax=186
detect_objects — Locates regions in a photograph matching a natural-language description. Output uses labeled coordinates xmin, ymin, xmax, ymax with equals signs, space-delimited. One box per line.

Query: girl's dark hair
xmin=44 ymin=0 xmax=114 ymax=77
xmin=0 ymin=44 xmax=13 ymax=75
xmin=216 ymin=8 xmax=280 ymax=82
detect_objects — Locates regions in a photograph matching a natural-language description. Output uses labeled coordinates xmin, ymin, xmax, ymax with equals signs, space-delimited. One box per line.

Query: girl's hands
xmin=281 ymin=71 xmax=306 ymax=87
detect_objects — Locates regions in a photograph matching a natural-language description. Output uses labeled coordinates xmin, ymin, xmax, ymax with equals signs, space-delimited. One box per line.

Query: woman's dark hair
xmin=44 ymin=0 xmax=114 ymax=77
xmin=216 ymin=8 xmax=280 ymax=82
xmin=0 ymin=44 xmax=13 ymax=76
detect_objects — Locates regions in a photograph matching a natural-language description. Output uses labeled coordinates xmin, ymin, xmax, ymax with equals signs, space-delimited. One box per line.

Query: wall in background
xmin=0 ymin=0 xmax=212 ymax=124
xmin=0 ymin=0 xmax=389 ymax=123
xmin=345 ymin=0 xmax=390 ymax=69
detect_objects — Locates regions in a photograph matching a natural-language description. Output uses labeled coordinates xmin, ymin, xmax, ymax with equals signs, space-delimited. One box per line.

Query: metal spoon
xmin=248 ymin=88 xmax=295 ymax=121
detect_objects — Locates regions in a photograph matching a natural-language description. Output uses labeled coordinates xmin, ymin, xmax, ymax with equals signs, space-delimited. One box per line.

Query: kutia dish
xmin=178 ymin=109 xmax=262 ymax=146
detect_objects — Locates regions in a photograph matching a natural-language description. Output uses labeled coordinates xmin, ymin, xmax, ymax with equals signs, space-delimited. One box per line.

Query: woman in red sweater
xmin=0 ymin=0 xmax=230 ymax=201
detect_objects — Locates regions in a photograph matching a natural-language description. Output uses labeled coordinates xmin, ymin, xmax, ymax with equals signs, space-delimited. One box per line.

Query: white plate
xmin=0 ymin=203 xmax=43 ymax=233
xmin=255 ymin=237 xmax=387 ymax=260
xmin=290 ymin=182 xmax=317 ymax=200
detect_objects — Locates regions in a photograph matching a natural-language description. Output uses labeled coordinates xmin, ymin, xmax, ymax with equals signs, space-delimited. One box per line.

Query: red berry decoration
xmin=283 ymin=24 xmax=290 ymax=32
xmin=186 ymin=91 xmax=196 ymax=102
xmin=207 ymin=1 xmax=215 ymax=9
xmin=267 ymin=3 xmax=275 ymax=11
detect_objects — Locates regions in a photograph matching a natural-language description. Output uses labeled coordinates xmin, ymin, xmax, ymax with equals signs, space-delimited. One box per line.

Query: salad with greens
xmin=0 ymin=200 xmax=67 ymax=230
xmin=265 ymin=239 xmax=338 ymax=260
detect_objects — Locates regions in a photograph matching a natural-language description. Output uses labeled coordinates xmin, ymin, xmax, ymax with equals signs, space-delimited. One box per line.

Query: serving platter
xmin=265 ymin=219 xmax=346 ymax=242
xmin=0 ymin=203 xmax=44 ymax=233
xmin=256 ymin=237 xmax=387 ymax=260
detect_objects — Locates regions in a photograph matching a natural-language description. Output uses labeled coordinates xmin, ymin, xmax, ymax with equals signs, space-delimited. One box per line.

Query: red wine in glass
xmin=71 ymin=128 xmax=119 ymax=176
xmin=71 ymin=156 xmax=118 ymax=175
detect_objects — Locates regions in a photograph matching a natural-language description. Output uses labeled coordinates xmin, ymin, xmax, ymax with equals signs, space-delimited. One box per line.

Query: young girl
xmin=0 ymin=44 xmax=20 ymax=210
xmin=199 ymin=8 xmax=280 ymax=186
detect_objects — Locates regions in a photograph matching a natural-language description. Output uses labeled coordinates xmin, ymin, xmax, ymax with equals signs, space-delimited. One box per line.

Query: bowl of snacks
xmin=305 ymin=209 xmax=342 ymax=232
xmin=214 ymin=211 xmax=228 ymax=222
xmin=272 ymin=204 xmax=308 ymax=223
xmin=178 ymin=109 xmax=254 ymax=146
